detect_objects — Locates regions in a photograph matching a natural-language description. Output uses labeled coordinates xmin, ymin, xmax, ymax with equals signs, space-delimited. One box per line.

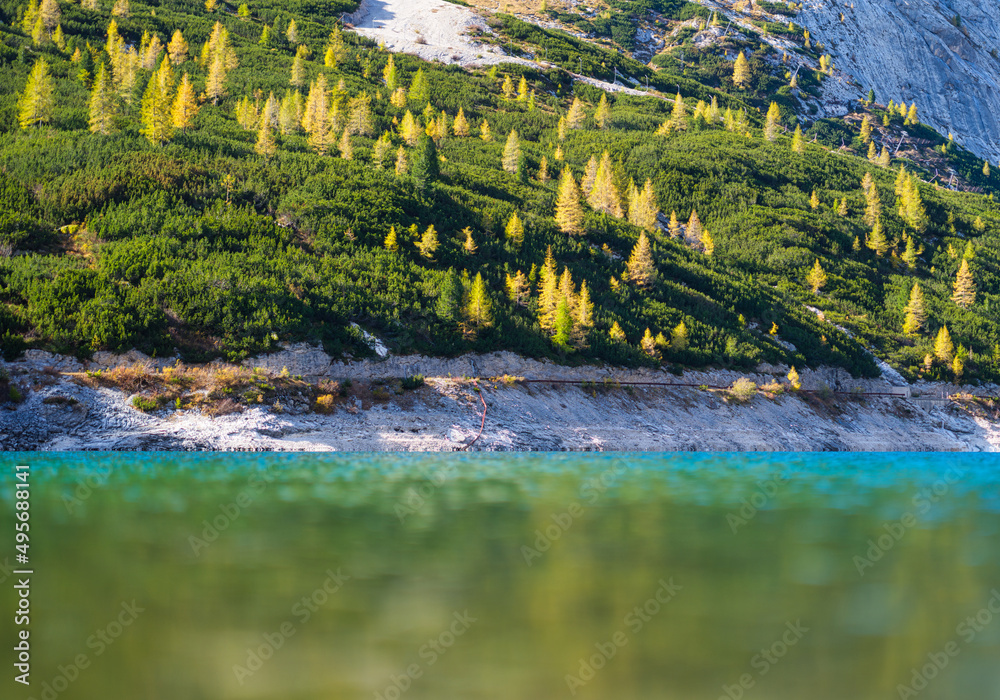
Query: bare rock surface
xmin=798 ymin=0 xmax=1000 ymax=162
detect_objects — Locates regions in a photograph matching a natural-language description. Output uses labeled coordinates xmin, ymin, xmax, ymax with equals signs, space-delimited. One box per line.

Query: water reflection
xmin=0 ymin=452 xmax=997 ymax=700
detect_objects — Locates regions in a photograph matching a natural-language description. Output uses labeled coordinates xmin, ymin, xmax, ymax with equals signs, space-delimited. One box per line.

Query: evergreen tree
xmin=502 ymin=130 xmax=521 ymax=174
xmin=553 ymin=298 xmax=573 ymax=348
xmin=567 ymin=97 xmax=585 ymax=129
xmin=290 ymin=44 xmax=308 ymax=88
xmin=140 ymin=57 xmax=174 ymax=145
xmin=595 ymin=93 xmax=611 ymax=129
xmin=806 ymin=259 xmax=827 ymax=293
xmin=409 ymin=68 xmax=430 ymax=104
xmin=324 ymin=27 xmax=346 ymax=67
xmin=538 ymin=246 xmax=559 ymax=330
xmin=791 ymin=125 xmax=804 ymax=153
xmin=169 ymin=73 xmax=198 ymax=130
xmin=668 ymin=210 xmax=681 ymax=238
xmin=860 ymin=114 xmax=872 ymax=142
xmin=867 ymin=219 xmax=888 ymax=256
xmin=952 ymin=258 xmax=976 ymax=308
xmin=609 ymin=322 xmax=627 ymax=344
xmin=399 ymin=110 xmax=419 ymax=146
xmin=259 ymin=25 xmax=271 ymax=46
xmin=626 ymin=231 xmax=657 ymax=287
xmin=383 ymin=55 xmax=398 ymax=90
xmin=462 ymin=227 xmax=478 ymax=255
xmin=733 ymin=51 xmax=751 ymax=88
xmin=453 ymin=108 xmax=469 ymax=137
xmin=167 ymin=29 xmax=188 ymax=65
xmin=670 ymin=91 xmax=686 ymax=128
xmin=255 ymin=110 xmax=276 ymax=156
xmin=394 ymin=146 xmax=409 ymax=176
xmin=279 ymin=90 xmax=303 ymax=134
xmin=346 ymin=93 xmax=374 ymax=136
xmin=88 ymin=61 xmax=116 ymax=135
xmin=934 ymin=325 xmax=954 ymax=363
xmin=900 ymin=235 xmax=923 ymax=271
xmin=764 ymin=101 xmax=780 ymax=141
xmin=898 ymin=172 xmax=928 ymax=232
xmin=384 ymin=226 xmax=399 ymax=252
xmin=685 ymin=210 xmax=702 ymax=247
xmin=505 ymin=213 xmax=524 ymax=249
xmin=555 ymin=167 xmax=584 ymax=236
xmin=303 ymin=75 xmax=331 ymax=153
xmin=17 ymin=58 xmax=55 ymax=129
xmin=671 ymin=322 xmax=689 ymax=351
xmin=463 ymin=273 xmax=492 ymax=334
xmin=411 ymin=134 xmax=439 ymax=190
xmin=862 ymin=173 xmax=881 ymax=226
xmin=588 ymin=151 xmax=622 ymax=217
xmin=416 ymin=225 xmax=439 ymax=259
xmin=338 ymin=129 xmax=353 ymax=160
xmin=903 ymin=283 xmax=927 ymax=335
xmin=629 ymin=179 xmax=659 ymax=232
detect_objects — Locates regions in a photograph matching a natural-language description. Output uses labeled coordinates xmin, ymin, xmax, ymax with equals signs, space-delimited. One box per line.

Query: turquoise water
xmin=1 ymin=452 xmax=999 ymax=700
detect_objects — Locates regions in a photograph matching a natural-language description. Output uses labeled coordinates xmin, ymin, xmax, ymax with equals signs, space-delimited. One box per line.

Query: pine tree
xmin=254 ymin=109 xmax=276 ymax=156
xmin=502 ymin=130 xmax=521 ymax=175
xmin=88 ymin=61 xmax=116 ymax=135
xmin=302 ymin=75 xmax=331 ymax=153
xmin=670 ymin=91 xmax=686 ymax=128
xmin=279 ymin=90 xmax=303 ymax=134
xmin=553 ymin=298 xmax=573 ymax=349
xmin=324 ymin=26 xmax=345 ymax=67
xmin=566 ymin=97 xmax=585 ymax=129
xmin=627 ymin=231 xmax=657 ymax=287
xmin=259 ymin=25 xmax=271 ymax=46
xmin=791 ymin=124 xmax=804 ymax=153
xmin=167 ymin=29 xmax=188 ymax=65
xmin=934 ymin=325 xmax=954 ymax=363
xmin=685 ymin=210 xmax=702 ymax=247
xmin=732 ymin=50 xmax=751 ymax=88
xmin=555 ymin=167 xmax=584 ymax=235
xmin=464 ymin=273 xmax=493 ymax=334
xmin=901 ymin=235 xmax=923 ymax=271
xmin=898 ymin=172 xmax=928 ymax=232
xmin=290 ymin=44 xmax=308 ymax=88
xmin=903 ymin=283 xmax=927 ymax=335
xmin=346 ymin=92 xmax=373 ymax=136
xmin=140 ymin=57 xmax=174 ymax=145
xmin=409 ymin=68 xmax=430 ymax=104
xmin=629 ymin=179 xmax=659 ymax=232
xmin=394 ymin=146 xmax=409 ymax=176
xmin=671 ymin=322 xmax=689 ymax=351
xmin=701 ymin=228 xmax=715 ymax=256
xmin=502 ymin=213 xmax=525 ymax=249
xmin=952 ymin=258 xmax=976 ymax=308
xmin=168 ymin=73 xmax=197 ymax=130
xmin=338 ymin=129 xmax=353 ymax=160
xmin=587 ymin=151 xmax=622 ymax=217
xmin=806 ymin=259 xmax=827 ymax=293
xmin=867 ymin=220 xmax=888 ymax=256
xmin=860 ymin=114 xmax=873 ymax=142
xmin=609 ymin=322 xmax=627 ymax=343
xmin=862 ymin=173 xmax=882 ymax=227
xmin=595 ymin=93 xmax=611 ymax=129
xmin=764 ymin=101 xmax=780 ymax=141
xmin=538 ymin=246 xmax=559 ymax=330
xmin=462 ymin=227 xmax=477 ymax=255
xmin=383 ymin=55 xmax=398 ymax=90
xmin=416 ymin=225 xmax=439 ymax=260
xmin=453 ymin=108 xmax=469 ymax=137
xmin=667 ymin=210 xmax=681 ymax=238
xmin=411 ymin=134 xmax=439 ymax=190
xmin=18 ymin=58 xmax=55 ymax=129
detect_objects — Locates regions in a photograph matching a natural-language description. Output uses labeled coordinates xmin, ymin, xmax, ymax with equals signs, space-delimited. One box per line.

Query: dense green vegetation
xmin=1 ymin=0 xmax=999 ymax=382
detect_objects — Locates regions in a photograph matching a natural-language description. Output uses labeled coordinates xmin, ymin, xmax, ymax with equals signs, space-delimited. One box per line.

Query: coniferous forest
xmin=2 ymin=0 xmax=1000 ymax=383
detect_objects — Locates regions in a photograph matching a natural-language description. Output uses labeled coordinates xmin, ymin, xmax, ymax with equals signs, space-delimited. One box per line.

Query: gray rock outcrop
xmin=799 ymin=0 xmax=1000 ymax=163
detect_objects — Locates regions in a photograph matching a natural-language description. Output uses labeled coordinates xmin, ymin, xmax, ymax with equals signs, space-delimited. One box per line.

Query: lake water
xmin=2 ymin=452 xmax=999 ymax=700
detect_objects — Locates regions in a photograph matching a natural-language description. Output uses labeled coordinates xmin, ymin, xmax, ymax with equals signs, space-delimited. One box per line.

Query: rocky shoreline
xmin=1 ymin=345 xmax=998 ymax=452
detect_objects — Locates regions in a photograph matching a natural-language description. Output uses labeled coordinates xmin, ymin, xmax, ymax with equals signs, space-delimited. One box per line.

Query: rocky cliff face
xmin=799 ymin=0 xmax=1000 ymax=163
